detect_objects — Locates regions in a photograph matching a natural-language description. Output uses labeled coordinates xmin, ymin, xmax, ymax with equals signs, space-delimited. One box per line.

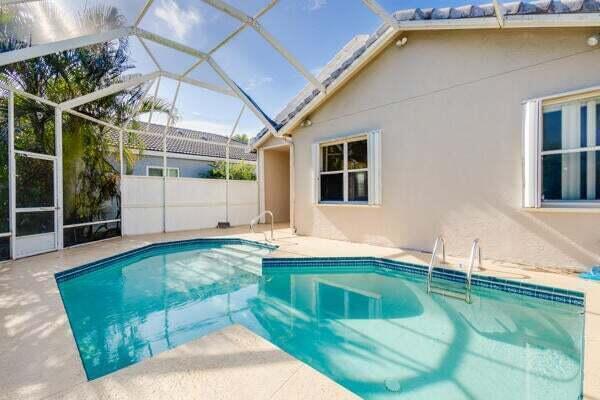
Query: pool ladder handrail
xmin=427 ymin=236 xmax=446 ymax=294
xmin=250 ymin=210 xmax=274 ymax=241
xmin=427 ymin=236 xmax=481 ymax=304
xmin=465 ymin=239 xmax=482 ymax=303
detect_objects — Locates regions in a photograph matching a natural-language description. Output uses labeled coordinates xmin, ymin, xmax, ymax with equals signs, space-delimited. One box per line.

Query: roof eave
xmin=252 ymin=25 xmax=401 ymax=150
xmin=252 ymin=13 xmax=600 ymax=150
xmin=395 ymin=14 xmax=600 ymax=30
xmin=251 ymin=129 xmax=284 ymax=149
xmin=504 ymin=13 xmax=600 ymax=28
xmin=286 ymin=26 xmax=400 ymax=137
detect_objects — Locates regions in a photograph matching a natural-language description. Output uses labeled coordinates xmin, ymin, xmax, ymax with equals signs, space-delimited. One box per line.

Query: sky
xmin=28 ymin=0 xmax=499 ymax=138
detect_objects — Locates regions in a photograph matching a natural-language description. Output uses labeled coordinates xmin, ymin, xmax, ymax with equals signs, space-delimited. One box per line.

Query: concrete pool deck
xmin=0 ymin=224 xmax=598 ymax=399
xmin=43 ymin=324 xmax=357 ymax=400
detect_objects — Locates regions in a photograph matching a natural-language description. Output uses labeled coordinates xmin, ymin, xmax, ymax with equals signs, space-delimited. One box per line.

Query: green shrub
xmin=206 ymin=161 xmax=256 ymax=181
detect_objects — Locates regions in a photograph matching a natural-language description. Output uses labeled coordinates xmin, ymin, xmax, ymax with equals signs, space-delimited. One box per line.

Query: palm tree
xmin=0 ymin=4 xmax=174 ymax=243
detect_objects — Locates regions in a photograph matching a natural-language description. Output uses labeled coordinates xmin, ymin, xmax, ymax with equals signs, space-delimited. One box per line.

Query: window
xmin=320 ymin=138 xmax=368 ymax=203
xmin=147 ymin=166 xmax=180 ymax=177
xmin=312 ymin=131 xmax=382 ymax=206
xmin=523 ymin=90 xmax=600 ymax=208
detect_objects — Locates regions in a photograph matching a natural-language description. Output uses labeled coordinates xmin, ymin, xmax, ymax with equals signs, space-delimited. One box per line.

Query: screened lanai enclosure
xmin=0 ymin=0 xmax=408 ymax=259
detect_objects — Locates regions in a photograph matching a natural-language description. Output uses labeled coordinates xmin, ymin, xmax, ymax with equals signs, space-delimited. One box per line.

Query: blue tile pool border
xmin=54 ymin=240 xmax=584 ymax=307
xmin=55 ymin=238 xmax=277 ymax=283
xmin=262 ymin=257 xmax=585 ymax=307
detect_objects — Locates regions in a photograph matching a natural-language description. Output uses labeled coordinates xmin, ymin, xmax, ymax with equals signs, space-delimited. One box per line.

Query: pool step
xmin=219 ymin=245 xmax=268 ymax=259
xmin=429 ymin=283 xmax=470 ymax=302
xmin=207 ymin=247 xmax=263 ymax=276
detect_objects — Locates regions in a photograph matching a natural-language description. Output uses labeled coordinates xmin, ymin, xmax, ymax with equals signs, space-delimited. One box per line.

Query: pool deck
xmin=0 ymin=224 xmax=598 ymax=400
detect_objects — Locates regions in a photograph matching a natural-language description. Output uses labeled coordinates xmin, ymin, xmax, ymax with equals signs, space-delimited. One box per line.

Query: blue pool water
xmin=57 ymin=240 xmax=584 ymax=399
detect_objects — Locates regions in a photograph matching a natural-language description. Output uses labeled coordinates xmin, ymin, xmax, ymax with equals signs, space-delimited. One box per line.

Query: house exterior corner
xmin=264 ymin=28 xmax=600 ymax=270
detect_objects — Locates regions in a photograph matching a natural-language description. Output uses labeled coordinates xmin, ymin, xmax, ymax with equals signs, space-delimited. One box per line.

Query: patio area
xmin=0 ymin=224 xmax=598 ymax=400
xmin=1 ymin=0 xmax=600 ymax=399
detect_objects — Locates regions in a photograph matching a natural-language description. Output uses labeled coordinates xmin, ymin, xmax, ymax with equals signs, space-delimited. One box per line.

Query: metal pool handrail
xmin=250 ymin=210 xmax=274 ymax=241
xmin=427 ymin=236 xmax=446 ymax=294
xmin=466 ymin=239 xmax=482 ymax=303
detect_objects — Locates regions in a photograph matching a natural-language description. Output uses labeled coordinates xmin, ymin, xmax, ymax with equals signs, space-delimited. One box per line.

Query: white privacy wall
xmin=122 ymin=176 xmax=258 ymax=236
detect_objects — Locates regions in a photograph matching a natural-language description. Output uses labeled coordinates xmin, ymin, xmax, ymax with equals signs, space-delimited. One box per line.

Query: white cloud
xmin=245 ymin=76 xmax=273 ymax=91
xmin=154 ymin=0 xmax=201 ymax=41
xmin=308 ymin=0 xmax=327 ymax=11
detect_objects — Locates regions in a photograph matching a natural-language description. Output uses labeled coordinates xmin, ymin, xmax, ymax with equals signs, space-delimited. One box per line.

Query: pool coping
xmin=55 ymin=238 xmax=585 ymax=307
xmin=262 ymin=257 xmax=585 ymax=307
xmin=54 ymin=238 xmax=278 ymax=283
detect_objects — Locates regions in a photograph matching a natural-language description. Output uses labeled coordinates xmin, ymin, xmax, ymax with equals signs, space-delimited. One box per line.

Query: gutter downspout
xmin=287 ymin=137 xmax=296 ymax=233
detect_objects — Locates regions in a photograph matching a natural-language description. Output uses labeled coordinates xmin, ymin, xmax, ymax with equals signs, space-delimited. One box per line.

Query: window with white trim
xmin=147 ymin=166 xmax=179 ymax=177
xmin=312 ymin=131 xmax=382 ymax=206
xmin=523 ymin=90 xmax=600 ymax=207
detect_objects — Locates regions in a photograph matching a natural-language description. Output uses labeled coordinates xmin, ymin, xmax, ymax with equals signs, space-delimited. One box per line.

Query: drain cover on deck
xmin=384 ymin=379 xmax=402 ymax=392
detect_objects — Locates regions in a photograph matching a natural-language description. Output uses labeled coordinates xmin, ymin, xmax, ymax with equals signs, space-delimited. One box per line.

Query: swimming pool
xmin=56 ymin=239 xmax=585 ymax=399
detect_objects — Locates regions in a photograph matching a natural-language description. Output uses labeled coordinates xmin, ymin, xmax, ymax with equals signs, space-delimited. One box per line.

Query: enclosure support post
xmin=59 ymin=71 xmax=160 ymax=110
xmin=55 ymin=107 xmax=63 ymax=250
xmin=119 ymin=128 xmax=124 ymax=237
xmin=207 ymin=57 xmax=278 ymax=136
xmin=200 ymin=0 xmax=325 ymax=93
xmin=258 ymin=148 xmax=265 ymax=223
xmin=225 ymin=105 xmax=245 ymax=224
xmin=138 ymin=37 xmax=162 ymax=71
xmin=119 ymin=78 xmax=155 ymax=237
xmin=145 ymin=77 xmax=162 ymax=135
xmin=226 ymin=145 xmax=230 ymax=221
xmin=361 ymin=0 xmax=400 ymax=30
xmin=8 ymin=91 xmax=15 ymax=259
xmin=289 ymin=140 xmax=295 ymax=232
xmin=179 ymin=0 xmax=278 ymax=79
xmin=0 ymin=27 xmax=133 ymax=67
xmin=162 ymin=81 xmax=182 ymax=233
xmin=492 ymin=0 xmax=506 ymax=27
xmin=135 ymin=0 xmax=155 ymax=27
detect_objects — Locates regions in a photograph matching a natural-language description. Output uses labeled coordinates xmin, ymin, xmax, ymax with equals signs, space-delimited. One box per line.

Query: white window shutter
xmin=312 ymin=142 xmax=320 ymax=204
xmin=368 ymin=130 xmax=382 ymax=205
xmin=522 ymin=100 xmax=540 ymax=208
xmin=587 ymin=101 xmax=597 ymax=200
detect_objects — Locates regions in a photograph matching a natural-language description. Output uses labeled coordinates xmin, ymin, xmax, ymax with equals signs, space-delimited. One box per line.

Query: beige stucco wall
xmin=288 ymin=28 xmax=600 ymax=269
xmin=264 ymin=148 xmax=290 ymax=223
xmin=261 ymin=135 xmax=289 ymax=148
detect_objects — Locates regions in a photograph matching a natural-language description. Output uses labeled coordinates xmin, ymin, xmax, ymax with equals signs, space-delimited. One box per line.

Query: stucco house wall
xmin=264 ymin=149 xmax=290 ymax=223
xmin=131 ymin=155 xmax=213 ymax=178
xmin=289 ymin=28 xmax=600 ymax=269
xmin=130 ymin=155 xmax=256 ymax=179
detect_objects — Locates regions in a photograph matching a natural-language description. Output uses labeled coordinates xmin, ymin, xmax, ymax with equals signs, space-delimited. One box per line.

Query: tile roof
xmin=272 ymin=34 xmax=371 ymax=125
xmin=253 ymin=0 xmax=600 ymax=143
xmin=121 ymin=123 xmax=256 ymax=162
xmin=394 ymin=0 xmax=600 ymax=20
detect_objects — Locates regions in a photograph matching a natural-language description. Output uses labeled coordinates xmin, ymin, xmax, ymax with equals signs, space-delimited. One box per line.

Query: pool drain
xmin=384 ymin=379 xmax=401 ymax=393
